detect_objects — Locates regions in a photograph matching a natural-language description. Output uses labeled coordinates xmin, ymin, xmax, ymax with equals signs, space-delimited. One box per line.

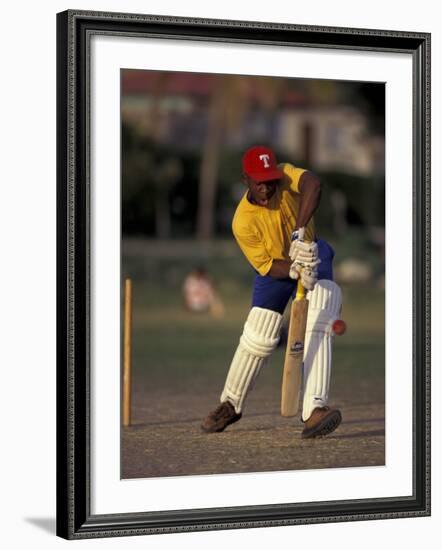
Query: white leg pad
xmin=302 ymin=280 xmax=342 ymax=421
xmin=221 ymin=307 xmax=283 ymax=413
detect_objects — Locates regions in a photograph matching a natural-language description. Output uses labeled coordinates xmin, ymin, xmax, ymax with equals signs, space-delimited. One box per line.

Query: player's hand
xmin=289 ymin=262 xmax=318 ymax=290
xmin=289 ymin=233 xmax=320 ymax=290
xmin=289 ymin=237 xmax=321 ymax=270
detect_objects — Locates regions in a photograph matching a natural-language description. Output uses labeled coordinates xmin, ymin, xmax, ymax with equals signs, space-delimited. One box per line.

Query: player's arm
xmin=233 ymin=223 xmax=274 ymax=277
xmin=294 ymin=171 xmax=321 ymax=230
xmin=234 ymin=226 xmax=293 ymax=279
xmin=268 ymin=259 xmax=291 ymax=279
xmin=286 ymin=170 xmax=322 ymax=289
xmin=248 ymin=171 xmax=321 ymax=280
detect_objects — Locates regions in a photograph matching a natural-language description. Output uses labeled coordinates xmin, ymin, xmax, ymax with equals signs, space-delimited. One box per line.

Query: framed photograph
xmin=56 ymin=9 xmax=430 ymax=539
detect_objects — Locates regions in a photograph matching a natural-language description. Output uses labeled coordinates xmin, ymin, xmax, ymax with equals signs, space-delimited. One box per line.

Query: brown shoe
xmin=201 ymin=401 xmax=242 ymax=433
xmin=301 ymin=406 xmax=342 ymax=439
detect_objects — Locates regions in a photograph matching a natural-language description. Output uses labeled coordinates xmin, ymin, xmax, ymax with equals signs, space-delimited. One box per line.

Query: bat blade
xmin=281 ymin=297 xmax=309 ymax=417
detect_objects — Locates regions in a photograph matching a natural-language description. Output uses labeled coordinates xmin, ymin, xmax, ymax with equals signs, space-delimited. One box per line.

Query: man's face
xmin=246 ymin=176 xmax=280 ymax=207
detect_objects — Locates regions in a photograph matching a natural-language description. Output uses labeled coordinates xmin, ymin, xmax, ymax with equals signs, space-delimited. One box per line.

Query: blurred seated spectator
xmin=182 ymin=267 xmax=224 ymax=318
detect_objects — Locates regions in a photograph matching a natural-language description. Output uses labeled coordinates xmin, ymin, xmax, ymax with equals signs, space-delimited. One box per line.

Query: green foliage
xmin=317 ymin=171 xmax=385 ymax=229
xmin=122 ymin=124 xmax=385 ymax=244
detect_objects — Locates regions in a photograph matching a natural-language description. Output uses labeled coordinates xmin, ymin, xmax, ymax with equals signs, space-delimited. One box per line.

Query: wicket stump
xmin=123 ymin=278 xmax=132 ymax=427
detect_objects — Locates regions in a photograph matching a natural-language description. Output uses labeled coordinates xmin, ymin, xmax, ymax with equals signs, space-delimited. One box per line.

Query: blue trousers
xmin=251 ymin=239 xmax=335 ymax=314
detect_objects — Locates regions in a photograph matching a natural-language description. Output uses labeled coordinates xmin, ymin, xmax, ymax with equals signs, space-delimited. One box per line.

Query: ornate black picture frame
xmin=56 ymin=9 xmax=430 ymax=540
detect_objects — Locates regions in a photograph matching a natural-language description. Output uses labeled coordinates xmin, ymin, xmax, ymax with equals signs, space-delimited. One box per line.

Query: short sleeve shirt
xmin=232 ymin=163 xmax=315 ymax=276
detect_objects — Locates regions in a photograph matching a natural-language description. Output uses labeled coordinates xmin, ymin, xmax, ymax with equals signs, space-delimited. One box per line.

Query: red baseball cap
xmin=242 ymin=145 xmax=284 ymax=182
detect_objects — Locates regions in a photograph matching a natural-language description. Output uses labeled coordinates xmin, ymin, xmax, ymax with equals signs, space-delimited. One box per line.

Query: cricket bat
xmin=281 ymin=229 xmax=309 ymax=417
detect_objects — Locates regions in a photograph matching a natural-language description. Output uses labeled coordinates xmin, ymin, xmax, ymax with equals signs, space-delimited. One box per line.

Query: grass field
xmin=121 ymin=238 xmax=385 ymax=479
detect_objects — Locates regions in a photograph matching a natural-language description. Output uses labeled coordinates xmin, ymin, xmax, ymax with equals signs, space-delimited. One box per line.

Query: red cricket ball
xmin=332 ymin=319 xmax=347 ymax=335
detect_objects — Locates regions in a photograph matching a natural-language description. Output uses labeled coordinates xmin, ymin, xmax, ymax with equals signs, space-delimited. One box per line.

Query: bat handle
xmin=293 ymin=226 xmax=306 ymax=300
xmin=295 ymin=280 xmax=305 ymax=300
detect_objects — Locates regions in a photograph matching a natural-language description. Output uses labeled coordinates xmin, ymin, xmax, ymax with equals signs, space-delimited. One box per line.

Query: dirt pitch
xmin=122 ymin=382 xmax=385 ymax=479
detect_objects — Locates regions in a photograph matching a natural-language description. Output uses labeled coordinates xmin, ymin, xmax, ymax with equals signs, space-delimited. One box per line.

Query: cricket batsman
xmin=201 ymin=145 xmax=343 ymax=438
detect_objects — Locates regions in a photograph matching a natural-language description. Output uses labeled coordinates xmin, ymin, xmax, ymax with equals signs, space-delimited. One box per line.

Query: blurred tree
xmin=329 ymin=189 xmax=348 ymax=236
xmin=121 ymin=126 xmax=156 ymax=236
xmin=196 ymin=75 xmax=284 ymax=240
xmin=122 ymin=72 xmax=385 ymax=246
xmin=353 ymin=82 xmax=385 ymax=135
xmin=196 ymin=76 xmax=224 ymax=241
xmin=130 ymin=72 xmax=179 ymax=238
xmin=153 ymin=157 xmax=183 ymax=238
xmin=290 ymin=79 xmax=340 ymax=106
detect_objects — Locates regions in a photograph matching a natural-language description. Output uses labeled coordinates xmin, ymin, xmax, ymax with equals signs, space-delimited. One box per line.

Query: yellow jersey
xmin=232 ymin=163 xmax=315 ymax=276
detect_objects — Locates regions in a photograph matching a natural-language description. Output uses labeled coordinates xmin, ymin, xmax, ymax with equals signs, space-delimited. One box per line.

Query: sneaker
xmin=201 ymin=401 xmax=242 ymax=433
xmin=301 ymin=406 xmax=342 ymax=439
